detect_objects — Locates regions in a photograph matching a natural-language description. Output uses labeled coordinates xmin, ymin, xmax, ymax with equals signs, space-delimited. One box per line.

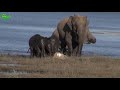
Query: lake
xmin=0 ymin=12 xmax=120 ymax=58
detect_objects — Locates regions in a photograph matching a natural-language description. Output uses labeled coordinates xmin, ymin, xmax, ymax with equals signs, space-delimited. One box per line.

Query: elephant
xmin=52 ymin=14 xmax=96 ymax=56
xmin=29 ymin=34 xmax=59 ymax=57
xmin=44 ymin=36 xmax=59 ymax=56
xmin=29 ymin=34 xmax=43 ymax=57
xmin=28 ymin=35 xmax=45 ymax=57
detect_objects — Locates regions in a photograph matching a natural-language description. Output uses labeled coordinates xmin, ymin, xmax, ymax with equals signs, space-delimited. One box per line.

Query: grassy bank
xmin=0 ymin=54 xmax=120 ymax=78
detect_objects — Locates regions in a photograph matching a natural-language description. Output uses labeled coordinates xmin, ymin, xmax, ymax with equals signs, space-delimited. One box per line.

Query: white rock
xmin=53 ymin=52 xmax=68 ymax=60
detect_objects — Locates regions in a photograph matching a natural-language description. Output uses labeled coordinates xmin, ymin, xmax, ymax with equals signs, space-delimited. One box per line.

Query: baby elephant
xmin=29 ymin=34 xmax=59 ymax=58
xmin=45 ymin=36 xmax=59 ymax=56
xmin=29 ymin=34 xmax=45 ymax=57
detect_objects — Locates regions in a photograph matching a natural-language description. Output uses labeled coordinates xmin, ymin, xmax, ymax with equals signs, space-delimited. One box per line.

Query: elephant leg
xmin=72 ymin=42 xmax=78 ymax=56
xmin=49 ymin=50 xmax=51 ymax=56
xmin=39 ymin=48 xmax=42 ymax=58
xmin=41 ymin=46 xmax=43 ymax=57
xmin=62 ymin=42 xmax=66 ymax=54
xmin=65 ymin=35 xmax=73 ymax=56
xmin=30 ymin=47 xmax=33 ymax=58
xmin=80 ymin=44 xmax=83 ymax=55
xmin=60 ymin=39 xmax=66 ymax=54
xmin=39 ymin=51 xmax=41 ymax=58
xmin=66 ymin=41 xmax=73 ymax=56
xmin=68 ymin=45 xmax=72 ymax=56
xmin=33 ymin=50 xmax=36 ymax=57
xmin=73 ymin=46 xmax=78 ymax=56
xmin=41 ymin=48 xmax=43 ymax=57
xmin=37 ymin=47 xmax=41 ymax=57
xmin=77 ymin=43 xmax=83 ymax=56
xmin=35 ymin=46 xmax=39 ymax=57
xmin=63 ymin=45 xmax=67 ymax=54
xmin=43 ymin=48 xmax=45 ymax=57
xmin=34 ymin=47 xmax=38 ymax=57
xmin=31 ymin=48 xmax=35 ymax=57
xmin=42 ymin=46 xmax=45 ymax=57
xmin=32 ymin=48 xmax=35 ymax=57
xmin=61 ymin=43 xmax=66 ymax=54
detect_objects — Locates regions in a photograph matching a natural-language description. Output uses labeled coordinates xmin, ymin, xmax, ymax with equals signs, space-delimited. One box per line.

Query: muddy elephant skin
xmin=52 ymin=15 xmax=96 ymax=56
xmin=29 ymin=34 xmax=59 ymax=57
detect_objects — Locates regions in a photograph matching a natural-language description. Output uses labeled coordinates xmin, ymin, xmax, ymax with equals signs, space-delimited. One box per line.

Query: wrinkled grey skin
xmin=45 ymin=36 xmax=59 ymax=56
xmin=52 ymin=15 xmax=96 ymax=56
xmin=29 ymin=34 xmax=59 ymax=57
xmin=29 ymin=34 xmax=45 ymax=57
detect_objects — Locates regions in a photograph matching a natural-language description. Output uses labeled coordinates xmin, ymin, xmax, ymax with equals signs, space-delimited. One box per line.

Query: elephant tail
xmin=27 ymin=48 xmax=30 ymax=53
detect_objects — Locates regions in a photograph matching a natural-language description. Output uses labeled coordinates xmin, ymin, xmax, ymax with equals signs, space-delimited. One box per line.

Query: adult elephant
xmin=52 ymin=14 xmax=96 ymax=56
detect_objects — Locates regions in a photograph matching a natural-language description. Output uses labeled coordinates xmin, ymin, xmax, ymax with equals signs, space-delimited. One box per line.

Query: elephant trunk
xmin=76 ymin=26 xmax=86 ymax=56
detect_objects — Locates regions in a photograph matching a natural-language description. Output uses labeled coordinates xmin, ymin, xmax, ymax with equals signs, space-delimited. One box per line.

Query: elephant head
xmin=66 ymin=14 xmax=96 ymax=56
xmin=67 ymin=15 xmax=78 ymax=32
xmin=67 ymin=14 xmax=96 ymax=44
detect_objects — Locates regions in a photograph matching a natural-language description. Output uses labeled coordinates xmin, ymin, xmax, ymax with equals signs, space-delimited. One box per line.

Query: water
xmin=0 ymin=12 xmax=120 ymax=57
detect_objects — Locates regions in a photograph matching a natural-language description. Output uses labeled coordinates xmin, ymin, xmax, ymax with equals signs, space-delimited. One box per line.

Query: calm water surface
xmin=0 ymin=12 xmax=120 ymax=58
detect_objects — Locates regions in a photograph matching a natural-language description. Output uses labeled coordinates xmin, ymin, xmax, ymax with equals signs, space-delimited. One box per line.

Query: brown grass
xmin=0 ymin=54 xmax=120 ymax=78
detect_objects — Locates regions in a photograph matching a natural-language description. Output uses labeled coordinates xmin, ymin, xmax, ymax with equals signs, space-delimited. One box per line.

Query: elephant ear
xmin=67 ymin=16 xmax=74 ymax=30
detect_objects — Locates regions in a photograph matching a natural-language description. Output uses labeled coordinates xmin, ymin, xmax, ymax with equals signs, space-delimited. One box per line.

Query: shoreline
xmin=0 ymin=53 xmax=119 ymax=59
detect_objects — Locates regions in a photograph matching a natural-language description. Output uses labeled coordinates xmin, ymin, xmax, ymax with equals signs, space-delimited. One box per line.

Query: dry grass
xmin=0 ymin=54 xmax=120 ymax=78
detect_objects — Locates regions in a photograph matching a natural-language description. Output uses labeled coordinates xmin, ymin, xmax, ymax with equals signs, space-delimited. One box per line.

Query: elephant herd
xmin=28 ymin=14 xmax=96 ymax=58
